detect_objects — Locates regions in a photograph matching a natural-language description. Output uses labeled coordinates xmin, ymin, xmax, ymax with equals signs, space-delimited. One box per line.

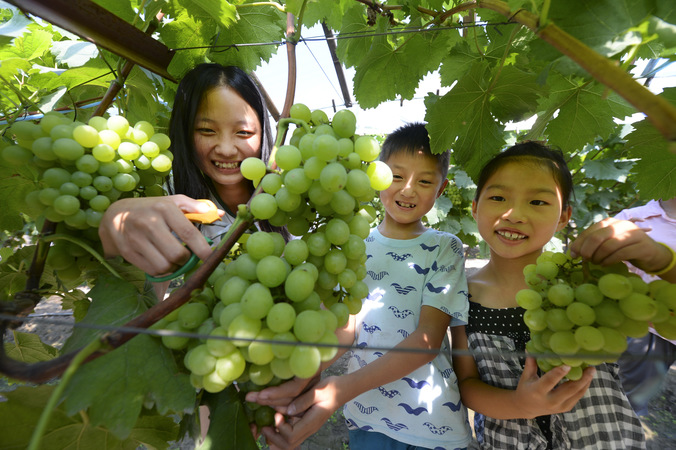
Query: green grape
xmin=314 ymin=124 xmax=337 ymax=138
xmin=565 ymin=301 xmax=595 ymax=326
xmin=179 ymin=302 xmax=210 ymax=329
xmin=187 ymin=344 xmax=217 ymax=376
xmin=655 ymin=284 xmax=676 ymax=309
xmin=42 ymin=167 xmax=72 ymax=188
xmin=618 ymin=292 xmax=657 ymax=321
xmin=616 ymin=317 xmax=649 ymax=338
xmin=287 ymin=216 xmax=310 ymax=236
xmin=654 ymin=315 xmax=676 ymax=341
xmin=149 ymin=132 xmax=170 ymax=151
xmin=523 ymin=308 xmax=547 ymax=331
xmin=337 ymin=268 xmax=357 ymax=289
xmin=289 ymin=103 xmax=312 ymax=123
xmin=268 ymin=209 xmax=290 ymax=227
xmin=250 ymin=193 xmax=278 ymax=220
xmin=307 ymin=232 xmax=331 ymax=256
xmin=241 ymin=283 xmax=273 ymax=320
xmin=245 ymin=232 xmax=275 ymax=260
xmin=317 ymin=329 xmax=340 ymax=362
xmin=545 ymin=308 xmax=574 ymax=331
xmin=313 ymin=134 xmax=339 ymax=161
xmin=248 ymin=329 xmax=275 ymax=366
xmin=117 ymin=141 xmax=140 ymax=161
xmin=295 ymin=262 xmax=319 ymax=281
xmin=89 ymin=195 xmax=111 ymax=212
xmin=219 ymin=303 xmax=244 ymax=330
xmin=317 ymin=269 xmax=338 ymax=290
xmin=134 ymin=120 xmax=155 ymax=138
xmin=256 ymin=255 xmax=288 ymax=288
xmin=330 ymin=190 xmax=356 ymax=215
xmin=330 ymin=302 xmax=350 ymax=328
xmin=308 ymin=181 xmax=333 ymax=206
xmin=651 ymin=301 xmax=671 ymax=324
xmin=345 ymin=169 xmax=371 ymax=198
xmin=206 ymin=327 xmax=237 ymax=357
xmin=547 ymin=283 xmax=574 ymax=306
xmin=311 ymin=109 xmax=329 ymax=126
xmin=320 ymin=162 xmax=348 ymax=192
xmin=515 ymin=289 xmax=542 ymax=310
xmin=649 ymin=280 xmax=671 ymax=299
xmin=271 ymin=331 xmax=297 ymax=359
xmin=318 ymin=308 xmax=338 ymax=332
xmin=72 ymin=124 xmax=99 ymax=148
xmin=98 ymin=129 xmax=121 ymax=149
xmin=31 ymin=137 xmax=57 ymax=161
xmin=267 ymin=302 xmax=297 ymax=333
xmin=151 ymin=154 xmax=172 ymax=172
xmin=597 ymin=273 xmax=633 ymax=299
xmin=241 ymin=157 xmax=267 ymax=181
xmin=216 ymin=349 xmax=247 ymax=382
xmin=284 ymin=239 xmax=309 ymax=266
xmin=75 ymin=154 xmax=99 ymax=173
xmin=93 ymin=175 xmax=113 ymax=192
xmin=249 ymin=363 xmax=275 ymax=386
xmin=626 ymin=276 xmax=649 ymax=295
xmin=285 ymin=268 xmax=315 ymax=302
xmin=85 ymin=208 xmax=103 ymax=227
xmin=298 ymin=134 xmax=316 ymax=160
xmin=303 ymin=156 xmax=327 ymax=180
xmin=97 ymin=161 xmax=119 ymax=177
xmin=219 ymin=276 xmax=251 ymax=305
xmin=289 ymin=345 xmax=321 ymax=379
xmin=260 ymin=173 xmax=283 ymax=194
xmin=107 ymin=115 xmax=130 ymax=137
xmin=324 ymin=249 xmax=347 ymax=275
xmin=574 ymin=283 xmax=604 ymax=306
xmin=141 ymin=141 xmax=161 ymax=158
xmin=348 ymin=215 xmax=370 ymax=240
xmin=228 ymin=314 xmax=262 ymax=347
xmin=275 ymin=186 xmax=301 ymax=212
xmin=50 ymin=124 xmax=74 ymax=141
xmin=53 ymin=195 xmax=80 ymax=216
xmin=92 ymin=143 xmax=116 ymax=162
xmin=598 ymin=326 xmax=628 ymax=355
xmin=331 ymin=109 xmax=356 ymax=138
xmin=549 ymin=330 xmax=579 ymax=356
xmin=284 ymin=167 xmax=312 ymax=194
xmin=349 ymin=279 xmax=369 ymax=300
xmin=366 ymin=161 xmax=393 ymax=191
xmin=270 ymin=357 xmax=295 ymax=380
xmin=337 ymin=138 xmax=354 ymax=157
xmin=52 ymin=138 xmax=85 ymax=160
xmin=574 ymin=326 xmax=605 ymax=351
xmin=536 ymin=261 xmax=559 ymax=280
xmin=161 ymin=321 xmax=190 ymax=350
xmin=325 ymin=218 xmax=350 ymax=246
xmin=235 ymin=254 xmax=258 ymax=280
xmin=113 ymin=173 xmax=137 ymax=192
xmin=276 ymin=145 xmax=302 ymax=170
xmin=354 ymin=135 xmax=380 ymax=162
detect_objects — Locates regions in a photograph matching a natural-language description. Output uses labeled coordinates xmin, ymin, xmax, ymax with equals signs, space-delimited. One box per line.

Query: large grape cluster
xmin=2 ymin=112 xmax=172 ymax=283
xmin=154 ymin=105 xmax=391 ymax=426
xmin=517 ymin=251 xmax=676 ymax=380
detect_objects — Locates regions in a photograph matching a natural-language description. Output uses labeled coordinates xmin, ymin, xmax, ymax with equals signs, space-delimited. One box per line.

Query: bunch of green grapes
xmin=446 ymin=181 xmax=463 ymax=207
xmin=2 ymin=112 xmax=172 ymax=283
xmin=517 ymin=251 xmax=676 ymax=380
xmin=152 ymin=105 xmax=389 ymax=428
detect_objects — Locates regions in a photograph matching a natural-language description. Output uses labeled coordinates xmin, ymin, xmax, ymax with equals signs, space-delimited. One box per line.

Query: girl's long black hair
xmin=166 ymin=63 xmax=287 ymax=238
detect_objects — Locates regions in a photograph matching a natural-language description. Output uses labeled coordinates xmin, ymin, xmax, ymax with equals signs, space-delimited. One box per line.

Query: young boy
xmin=248 ymin=123 xmax=472 ymax=450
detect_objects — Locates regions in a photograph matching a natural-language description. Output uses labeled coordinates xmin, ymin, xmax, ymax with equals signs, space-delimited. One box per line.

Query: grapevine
xmin=518 ymin=251 xmax=676 ymax=380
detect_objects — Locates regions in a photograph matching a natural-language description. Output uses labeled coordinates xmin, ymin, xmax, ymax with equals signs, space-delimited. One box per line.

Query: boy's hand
xmin=570 ymin=217 xmax=669 ymax=274
xmin=245 ymin=375 xmax=320 ymax=410
xmin=514 ymin=357 xmax=595 ymax=418
xmin=261 ymin=376 xmax=344 ymax=449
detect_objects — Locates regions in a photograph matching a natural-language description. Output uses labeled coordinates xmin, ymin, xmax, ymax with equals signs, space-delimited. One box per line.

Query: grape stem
xmin=27 ymin=338 xmax=103 ymax=450
xmin=42 ymin=233 xmax=123 ymax=279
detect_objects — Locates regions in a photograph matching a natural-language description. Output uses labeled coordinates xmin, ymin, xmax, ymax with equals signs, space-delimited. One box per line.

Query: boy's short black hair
xmin=379 ymin=122 xmax=450 ymax=180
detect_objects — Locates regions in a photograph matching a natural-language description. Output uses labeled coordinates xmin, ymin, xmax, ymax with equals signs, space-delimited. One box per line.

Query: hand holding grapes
xmin=511 ymin=357 xmax=595 ymax=419
xmin=570 ymin=217 xmax=676 ymax=282
xmin=99 ymin=194 xmax=221 ymax=276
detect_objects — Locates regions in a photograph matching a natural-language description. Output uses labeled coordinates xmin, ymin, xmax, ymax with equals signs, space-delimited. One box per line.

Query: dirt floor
xmin=4 ymin=259 xmax=676 ymax=449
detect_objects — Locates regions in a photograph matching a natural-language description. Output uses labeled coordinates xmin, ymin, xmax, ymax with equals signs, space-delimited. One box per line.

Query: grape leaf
xmin=161 ymin=7 xmax=217 ymax=79
xmin=189 ymin=0 xmax=237 ymax=30
xmin=582 ymin=158 xmax=633 ymax=182
xmin=198 ymin=388 xmax=258 ymax=450
xmin=4 ymin=330 xmax=58 ymax=363
xmin=540 ymin=75 xmax=635 ymax=152
xmin=0 ymin=28 xmax=51 ymax=60
xmin=61 ymin=275 xmax=195 ymax=439
xmin=490 ymin=65 xmax=543 ymax=123
xmin=296 ymin=0 xmax=356 ymax=30
xmin=353 ymin=18 xmax=456 ymax=108
xmin=335 ymin=4 xmax=374 ymax=69
xmin=210 ymin=5 xmax=285 ymax=73
xmin=40 ymin=58 xmax=114 ymax=90
xmin=0 ymin=385 xmax=180 ymax=450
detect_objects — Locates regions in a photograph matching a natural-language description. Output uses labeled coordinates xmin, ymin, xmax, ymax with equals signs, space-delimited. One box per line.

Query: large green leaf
xmin=4 ymin=331 xmax=58 ymax=363
xmin=61 ymin=275 xmax=195 ymax=439
xmin=0 ymin=28 xmax=51 ymax=60
xmin=335 ymin=4 xmax=374 ymax=69
xmin=161 ymin=5 xmax=217 ymax=79
xmin=0 ymin=385 xmax=179 ymax=450
xmin=198 ymin=387 xmax=258 ymax=450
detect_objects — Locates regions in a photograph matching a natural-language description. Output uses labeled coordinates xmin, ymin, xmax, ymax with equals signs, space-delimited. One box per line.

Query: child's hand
xmin=260 ymin=376 xmax=344 ymax=450
xmin=514 ymin=357 xmax=595 ymax=418
xmin=245 ymin=375 xmax=320 ymax=410
xmin=570 ymin=217 xmax=671 ymax=275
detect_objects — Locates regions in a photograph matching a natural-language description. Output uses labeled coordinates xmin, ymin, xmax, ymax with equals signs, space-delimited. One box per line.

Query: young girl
xmin=451 ymin=141 xmax=674 ymax=449
xmin=99 ymin=64 xmax=286 ymax=281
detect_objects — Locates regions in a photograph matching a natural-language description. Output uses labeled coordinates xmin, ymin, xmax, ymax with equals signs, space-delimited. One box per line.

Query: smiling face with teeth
xmin=472 ymin=160 xmax=571 ymax=262
xmin=378 ymin=151 xmax=448 ymax=239
xmin=193 ymin=86 xmax=262 ymax=207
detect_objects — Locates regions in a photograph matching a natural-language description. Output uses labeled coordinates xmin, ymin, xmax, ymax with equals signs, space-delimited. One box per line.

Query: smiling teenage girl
xmin=99 ymin=64 xmax=282 ymax=282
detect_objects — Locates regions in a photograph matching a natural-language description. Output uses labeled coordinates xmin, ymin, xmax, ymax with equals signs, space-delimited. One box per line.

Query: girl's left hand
xmin=570 ymin=217 xmax=671 ymax=275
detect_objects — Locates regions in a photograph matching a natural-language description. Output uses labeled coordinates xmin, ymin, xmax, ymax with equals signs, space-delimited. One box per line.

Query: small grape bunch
xmin=446 ymin=181 xmax=463 ymax=207
xmin=517 ymin=251 xmax=676 ymax=380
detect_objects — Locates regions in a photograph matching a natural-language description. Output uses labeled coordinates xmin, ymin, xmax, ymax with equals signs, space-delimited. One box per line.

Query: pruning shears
xmin=145 ymin=199 xmax=219 ymax=282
